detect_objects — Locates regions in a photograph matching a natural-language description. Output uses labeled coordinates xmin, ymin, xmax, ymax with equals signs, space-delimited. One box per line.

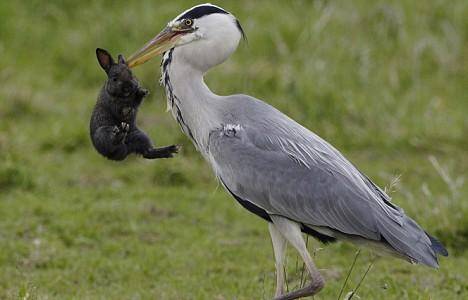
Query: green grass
xmin=0 ymin=0 xmax=467 ymax=299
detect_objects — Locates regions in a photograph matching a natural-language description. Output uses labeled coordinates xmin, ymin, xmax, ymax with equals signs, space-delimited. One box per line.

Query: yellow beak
xmin=127 ymin=27 xmax=182 ymax=68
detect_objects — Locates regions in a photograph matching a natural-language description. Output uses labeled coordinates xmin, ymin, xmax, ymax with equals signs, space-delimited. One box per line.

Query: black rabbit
xmin=90 ymin=48 xmax=178 ymax=161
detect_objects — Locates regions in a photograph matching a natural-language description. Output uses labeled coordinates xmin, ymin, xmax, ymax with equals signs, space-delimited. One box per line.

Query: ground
xmin=0 ymin=0 xmax=467 ymax=299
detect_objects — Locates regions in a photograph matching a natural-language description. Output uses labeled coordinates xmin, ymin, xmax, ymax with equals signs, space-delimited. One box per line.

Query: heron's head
xmin=127 ymin=3 xmax=245 ymax=72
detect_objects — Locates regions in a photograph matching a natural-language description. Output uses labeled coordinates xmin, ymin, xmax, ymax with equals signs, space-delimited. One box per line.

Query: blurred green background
xmin=0 ymin=0 xmax=467 ymax=299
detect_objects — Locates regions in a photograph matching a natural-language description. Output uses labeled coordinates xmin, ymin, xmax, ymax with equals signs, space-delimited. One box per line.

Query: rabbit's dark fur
xmin=90 ymin=48 xmax=178 ymax=161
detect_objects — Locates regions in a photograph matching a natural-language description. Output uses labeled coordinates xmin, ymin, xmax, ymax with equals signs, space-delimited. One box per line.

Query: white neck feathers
xmin=161 ymin=49 xmax=221 ymax=153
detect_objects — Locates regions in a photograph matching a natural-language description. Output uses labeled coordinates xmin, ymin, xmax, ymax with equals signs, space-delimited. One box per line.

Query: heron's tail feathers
xmin=426 ymin=232 xmax=448 ymax=257
xmin=378 ymin=215 xmax=448 ymax=268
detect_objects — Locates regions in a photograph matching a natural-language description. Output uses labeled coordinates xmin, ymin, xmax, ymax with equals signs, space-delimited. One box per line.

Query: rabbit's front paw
xmin=135 ymin=87 xmax=148 ymax=98
xmin=120 ymin=122 xmax=130 ymax=133
xmin=112 ymin=124 xmax=127 ymax=144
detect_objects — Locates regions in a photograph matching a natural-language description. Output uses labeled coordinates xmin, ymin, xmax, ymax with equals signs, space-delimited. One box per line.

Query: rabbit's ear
xmin=96 ymin=48 xmax=114 ymax=73
xmin=118 ymin=54 xmax=126 ymax=65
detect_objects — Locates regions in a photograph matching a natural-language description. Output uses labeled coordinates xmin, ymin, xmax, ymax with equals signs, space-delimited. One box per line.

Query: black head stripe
xmin=235 ymin=19 xmax=247 ymax=41
xmin=176 ymin=5 xmax=228 ymax=20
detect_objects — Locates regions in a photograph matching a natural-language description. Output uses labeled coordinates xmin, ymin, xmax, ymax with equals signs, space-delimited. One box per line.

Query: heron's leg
xmin=270 ymin=215 xmax=325 ymax=300
xmin=268 ymin=222 xmax=287 ymax=297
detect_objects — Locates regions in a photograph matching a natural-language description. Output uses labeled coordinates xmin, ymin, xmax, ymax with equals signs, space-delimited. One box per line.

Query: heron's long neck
xmin=161 ymin=49 xmax=220 ymax=153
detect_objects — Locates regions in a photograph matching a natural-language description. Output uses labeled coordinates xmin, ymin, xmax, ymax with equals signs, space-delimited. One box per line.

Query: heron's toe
xmin=273 ymin=277 xmax=324 ymax=300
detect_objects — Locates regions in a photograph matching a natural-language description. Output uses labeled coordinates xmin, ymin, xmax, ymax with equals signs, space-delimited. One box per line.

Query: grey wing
xmin=207 ymin=101 xmax=440 ymax=267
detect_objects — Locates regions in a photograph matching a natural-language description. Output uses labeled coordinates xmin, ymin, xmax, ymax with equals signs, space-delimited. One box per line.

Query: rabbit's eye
xmin=112 ymin=78 xmax=118 ymax=82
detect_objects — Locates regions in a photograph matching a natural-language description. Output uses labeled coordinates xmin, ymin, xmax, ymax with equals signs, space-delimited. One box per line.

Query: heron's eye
xmin=184 ymin=19 xmax=193 ymax=27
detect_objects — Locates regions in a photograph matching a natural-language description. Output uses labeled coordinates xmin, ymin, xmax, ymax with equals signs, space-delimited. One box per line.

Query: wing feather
xmin=208 ymin=123 xmax=389 ymax=239
xmin=205 ymin=95 xmax=441 ymax=266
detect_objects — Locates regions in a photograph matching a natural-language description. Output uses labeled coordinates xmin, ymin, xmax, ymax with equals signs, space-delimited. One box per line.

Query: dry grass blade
xmin=299 ymin=235 xmax=310 ymax=289
xmin=337 ymin=249 xmax=361 ymax=300
xmin=346 ymin=261 xmax=374 ymax=300
xmin=428 ymin=155 xmax=462 ymax=197
xmin=384 ymin=174 xmax=401 ymax=195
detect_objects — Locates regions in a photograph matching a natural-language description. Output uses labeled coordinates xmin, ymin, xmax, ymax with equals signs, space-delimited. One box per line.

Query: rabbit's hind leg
xmin=125 ymin=129 xmax=178 ymax=159
xmin=143 ymin=144 xmax=180 ymax=159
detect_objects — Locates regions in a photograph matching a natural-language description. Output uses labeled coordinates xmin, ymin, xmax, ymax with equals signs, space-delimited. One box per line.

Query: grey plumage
xmin=208 ymin=94 xmax=446 ymax=267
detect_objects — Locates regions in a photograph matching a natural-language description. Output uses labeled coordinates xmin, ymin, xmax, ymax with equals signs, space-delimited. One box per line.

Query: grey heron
xmin=126 ymin=3 xmax=448 ymax=299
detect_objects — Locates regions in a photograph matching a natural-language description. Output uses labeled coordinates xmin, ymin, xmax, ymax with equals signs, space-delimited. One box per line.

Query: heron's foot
xmin=273 ymin=277 xmax=324 ymax=300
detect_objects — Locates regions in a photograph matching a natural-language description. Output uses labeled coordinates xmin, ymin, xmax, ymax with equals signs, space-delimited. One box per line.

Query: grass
xmin=0 ymin=0 xmax=467 ymax=299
